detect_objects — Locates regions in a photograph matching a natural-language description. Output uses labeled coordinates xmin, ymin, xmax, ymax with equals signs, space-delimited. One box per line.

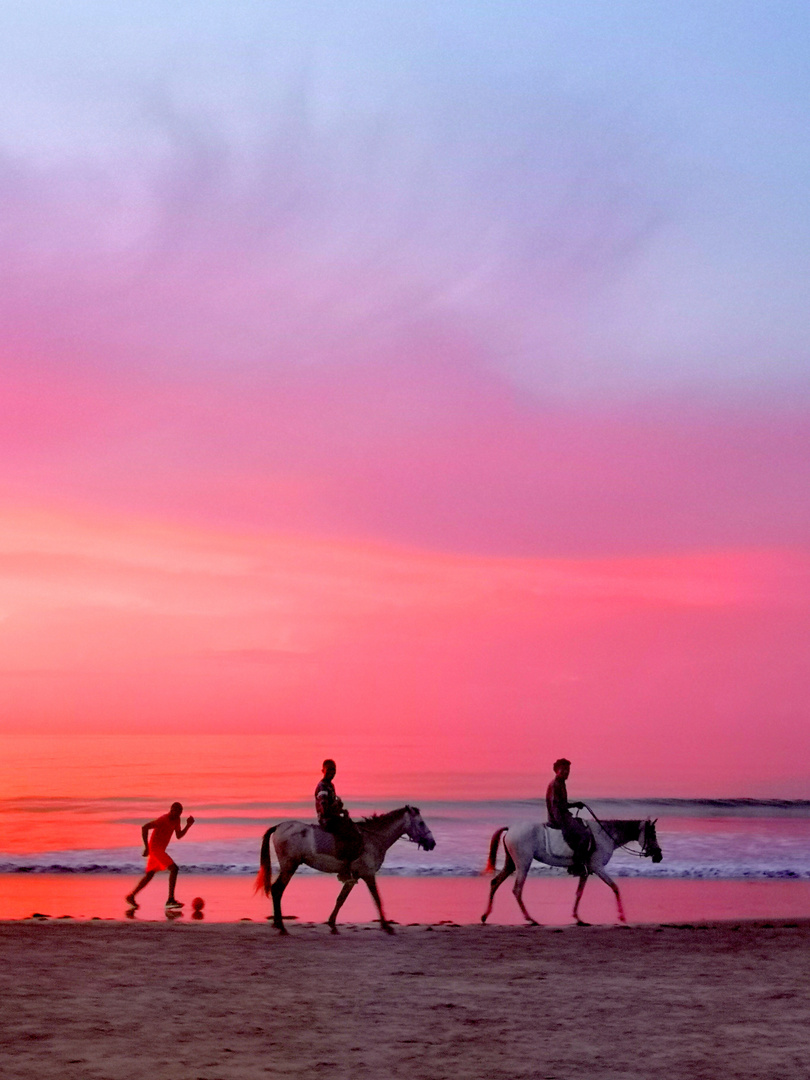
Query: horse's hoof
xmin=527 ymin=919 xmax=540 ymax=927
xmin=329 ymin=925 xmax=339 ymax=935
xmin=576 ymin=919 xmax=591 ymax=927
xmin=381 ymin=923 xmax=395 ymax=935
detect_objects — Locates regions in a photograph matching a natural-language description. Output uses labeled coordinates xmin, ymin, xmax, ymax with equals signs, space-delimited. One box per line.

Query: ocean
xmin=3 ymin=796 xmax=810 ymax=879
xmin=3 ymin=795 xmax=810 ymax=923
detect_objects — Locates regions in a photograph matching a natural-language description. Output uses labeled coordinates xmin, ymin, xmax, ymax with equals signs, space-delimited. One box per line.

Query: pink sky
xmin=1 ymin=501 xmax=807 ymax=798
xmin=1 ymin=4 xmax=809 ymax=803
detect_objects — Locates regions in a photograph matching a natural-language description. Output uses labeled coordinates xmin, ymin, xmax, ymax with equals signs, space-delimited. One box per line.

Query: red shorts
xmin=146 ymin=849 xmax=177 ymax=872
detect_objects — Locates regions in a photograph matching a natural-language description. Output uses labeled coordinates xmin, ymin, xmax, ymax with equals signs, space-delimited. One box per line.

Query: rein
xmin=359 ymin=807 xmax=426 ymax=848
xmin=578 ymin=803 xmax=648 ymax=857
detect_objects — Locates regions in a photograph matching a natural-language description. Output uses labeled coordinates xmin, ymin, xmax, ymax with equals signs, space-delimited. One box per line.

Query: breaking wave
xmin=4 ymin=798 xmax=810 ymax=879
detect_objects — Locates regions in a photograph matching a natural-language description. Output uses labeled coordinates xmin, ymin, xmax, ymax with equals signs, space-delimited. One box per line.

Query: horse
xmin=255 ymin=806 xmax=436 ymax=934
xmin=481 ymin=815 xmax=662 ymax=926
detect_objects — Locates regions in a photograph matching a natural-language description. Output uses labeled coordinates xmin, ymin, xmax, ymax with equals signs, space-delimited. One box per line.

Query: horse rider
xmin=546 ymin=758 xmax=594 ymax=876
xmin=315 ymin=758 xmax=363 ymax=880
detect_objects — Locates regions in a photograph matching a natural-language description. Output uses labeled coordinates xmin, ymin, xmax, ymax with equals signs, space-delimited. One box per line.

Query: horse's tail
xmin=483 ymin=827 xmax=508 ymax=875
xmin=254 ymin=826 xmax=278 ymax=896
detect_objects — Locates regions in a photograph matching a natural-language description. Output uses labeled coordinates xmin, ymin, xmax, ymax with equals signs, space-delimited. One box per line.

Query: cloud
xmin=1 ymin=2 xmax=808 ymax=404
xmin=0 ymin=38 xmax=666 ymax=388
xmin=0 ymin=4 xmax=807 ymax=563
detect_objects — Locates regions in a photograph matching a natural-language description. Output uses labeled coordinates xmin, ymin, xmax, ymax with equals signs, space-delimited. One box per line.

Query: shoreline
xmin=2 ymin=920 xmax=809 ymax=1079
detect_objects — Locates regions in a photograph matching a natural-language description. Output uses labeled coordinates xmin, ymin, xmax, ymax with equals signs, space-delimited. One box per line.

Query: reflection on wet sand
xmin=3 ymin=873 xmax=810 ymax=926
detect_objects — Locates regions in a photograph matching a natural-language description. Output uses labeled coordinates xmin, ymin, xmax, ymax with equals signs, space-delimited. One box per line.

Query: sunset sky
xmin=1 ymin=2 xmax=809 ymax=804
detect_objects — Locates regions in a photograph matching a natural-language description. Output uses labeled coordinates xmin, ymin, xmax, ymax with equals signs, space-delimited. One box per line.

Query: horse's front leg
xmin=572 ymin=870 xmax=590 ymax=925
xmin=327 ymin=879 xmax=356 ymax=934
xmin=593 ymin=868 xmax=626 ymax=923
xmin=363 ymin=875 xmax=394 ymax=934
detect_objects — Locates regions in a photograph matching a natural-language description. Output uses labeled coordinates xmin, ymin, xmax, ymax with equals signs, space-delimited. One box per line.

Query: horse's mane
xmin=596 ymin=819 xmax=642 ymax=844
xmin=357 ymin=806 xmax=412 ymax=830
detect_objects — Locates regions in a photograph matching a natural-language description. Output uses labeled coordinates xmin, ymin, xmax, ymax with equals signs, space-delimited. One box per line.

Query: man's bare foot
xmin=125 ymin=894 xmax=139 ymax=908
xmin=165 ymin=899 xmax=184 ymax=909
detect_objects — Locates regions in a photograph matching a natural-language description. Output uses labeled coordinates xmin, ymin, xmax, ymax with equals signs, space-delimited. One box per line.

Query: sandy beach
xmin=2 ymin=919 xmax=809 ymax=1080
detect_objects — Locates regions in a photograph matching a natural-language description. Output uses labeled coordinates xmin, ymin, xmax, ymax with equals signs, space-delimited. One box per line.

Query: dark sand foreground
xmin=2 ymin=919 xmax=809 ymax=1080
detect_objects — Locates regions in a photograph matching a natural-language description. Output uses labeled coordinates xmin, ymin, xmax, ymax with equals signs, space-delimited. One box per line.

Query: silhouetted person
xmin=315 ymin=759 xmax=362 ymax=880
xmin=546 ymin=759 xmax=594 ymax=876
xmin=125 ymin=802 xmax=194 ymax=909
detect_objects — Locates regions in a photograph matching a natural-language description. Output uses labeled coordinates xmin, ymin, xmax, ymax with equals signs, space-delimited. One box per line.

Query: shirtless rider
xmin=546 ymin=758 xmax=594 ymax=876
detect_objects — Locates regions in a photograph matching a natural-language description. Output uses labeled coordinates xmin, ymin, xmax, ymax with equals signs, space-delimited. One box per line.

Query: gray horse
xmin=256 ymin=805 xmax=435 ymax=933
xmin=482 ymin=817 xmax=662 ymax=926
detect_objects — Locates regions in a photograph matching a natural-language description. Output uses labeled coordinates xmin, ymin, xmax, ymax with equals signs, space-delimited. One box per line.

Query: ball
xmin=191 ymin=897 xmax=205 ymax=912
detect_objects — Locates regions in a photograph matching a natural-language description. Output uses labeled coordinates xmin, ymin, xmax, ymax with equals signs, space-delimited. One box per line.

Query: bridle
xmin=578 ymin=803 xmax=656 ymax=858
xmin=403 ymin=806 xmax=431 ymax=850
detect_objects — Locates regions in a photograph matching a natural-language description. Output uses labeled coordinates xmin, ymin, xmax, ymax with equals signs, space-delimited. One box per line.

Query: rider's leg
xmin=333 ymin=820 xmax=360 ymax=881
xmin=566 ymin=821 xmax=592 ymax=877
xmin=339 ymin=849 xmax=360 ymax=881
xmin=571 ymin=841 xmax=589 ymax=877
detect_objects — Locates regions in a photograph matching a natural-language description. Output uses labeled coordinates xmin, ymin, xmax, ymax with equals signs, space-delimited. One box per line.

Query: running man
xmin=125 ymin=802 xmax=195 ymax=909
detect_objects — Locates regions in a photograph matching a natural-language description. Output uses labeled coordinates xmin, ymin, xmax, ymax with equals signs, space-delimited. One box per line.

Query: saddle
xmin=544 ymin=825 xmax=574 ymax=859
xmin=314 ymin=818 xmax=363 ymax=862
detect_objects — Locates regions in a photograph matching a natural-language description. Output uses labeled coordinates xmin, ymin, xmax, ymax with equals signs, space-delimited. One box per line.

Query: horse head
xmin=642 ymin=819 xmax=663 ymax=863
xmin=404 ymin=806 xmax=436 ymax=851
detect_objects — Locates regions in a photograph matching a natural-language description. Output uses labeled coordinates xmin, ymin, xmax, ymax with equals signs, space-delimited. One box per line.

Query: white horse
xmin=255 ymin=806 xmax=436 ymax=934
xmin=482 ymin=816 xmax=662 ymax=926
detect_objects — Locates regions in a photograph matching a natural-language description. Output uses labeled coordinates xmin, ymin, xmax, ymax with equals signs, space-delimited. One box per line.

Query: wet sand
xmin=4 ymin=872 xmax=810 ymax=924
xmin=2 ymin=919 xmax=809 ymax=1080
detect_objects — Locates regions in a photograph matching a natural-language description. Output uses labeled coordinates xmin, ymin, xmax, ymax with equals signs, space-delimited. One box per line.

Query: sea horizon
xmin=4 ymin=796 xmax=810 ymax=881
